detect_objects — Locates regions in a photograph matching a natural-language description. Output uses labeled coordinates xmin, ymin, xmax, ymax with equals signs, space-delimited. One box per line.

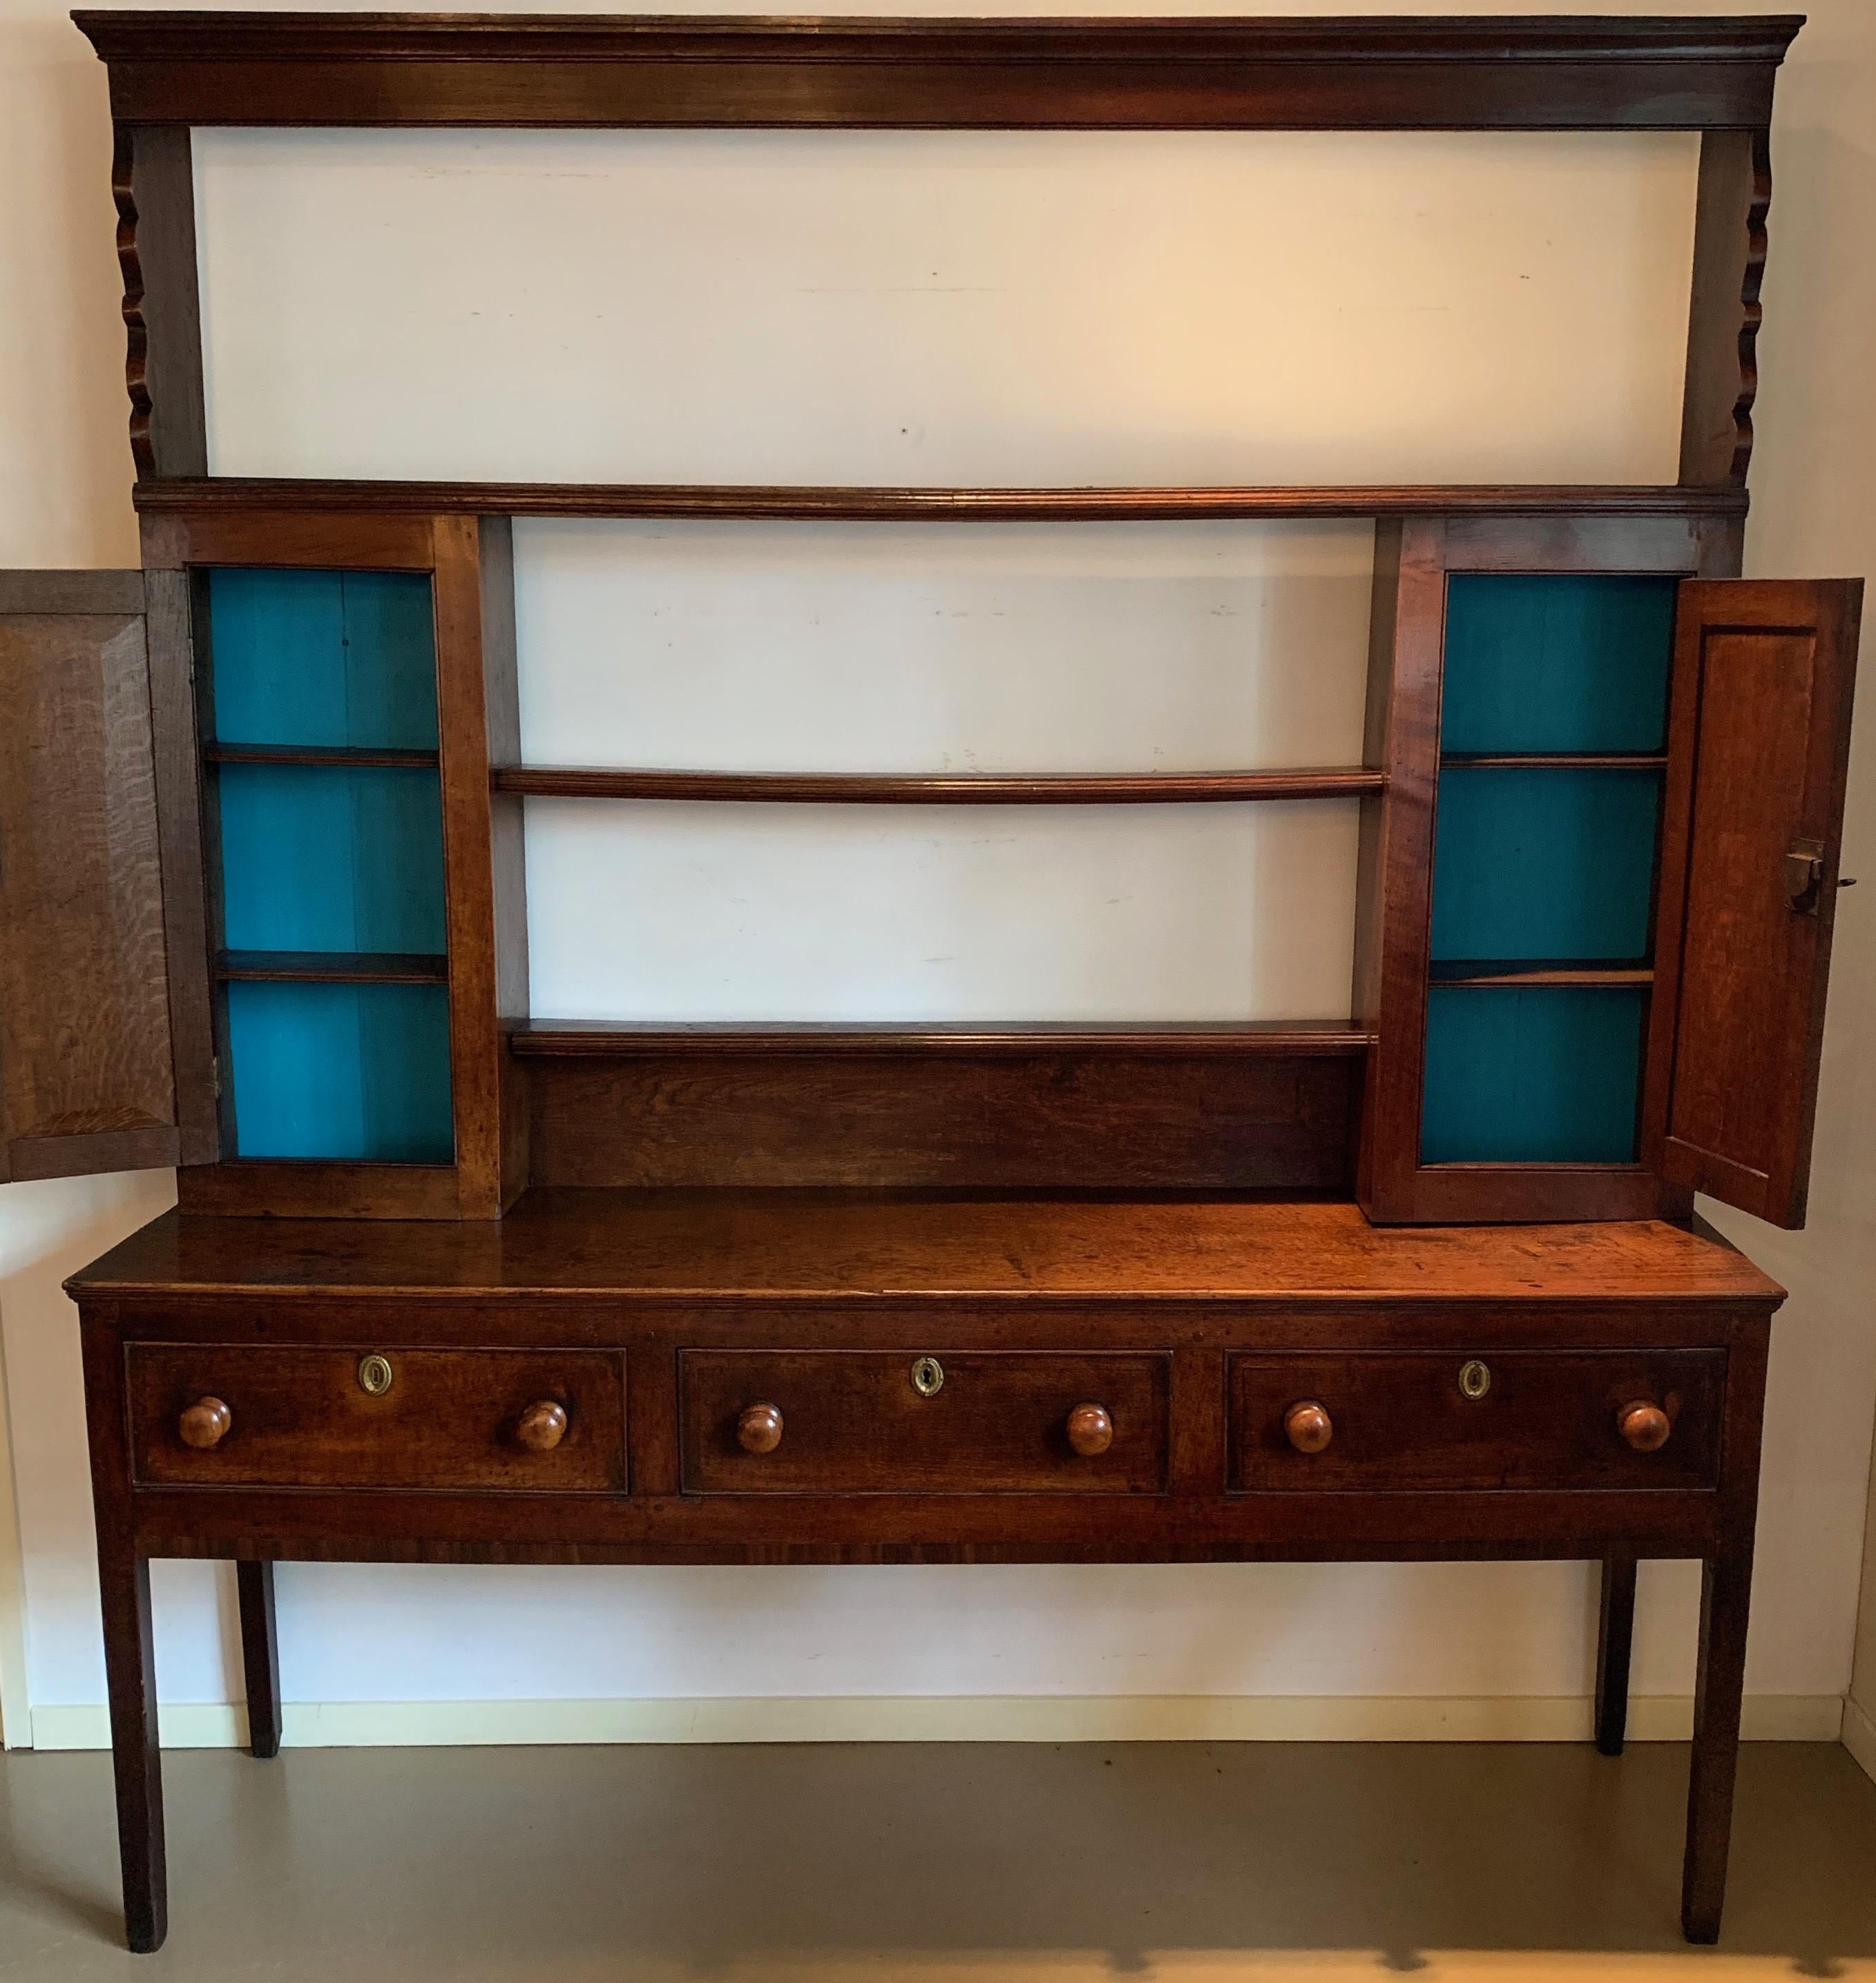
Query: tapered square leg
xmin=1594 ymin=1553 xmax=1638 ymax=1756
xmin=1681 ymin=1549 xmax=1752 ymax=1944
xmin=99 ymin=1541 xmax=166 ymax=1954
xmin=236 ymin=1560 xmax=283 ymax=1760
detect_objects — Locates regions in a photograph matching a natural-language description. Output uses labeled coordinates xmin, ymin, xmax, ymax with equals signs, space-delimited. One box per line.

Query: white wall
xmin=3 ymin=0 xmax=1874 ymax=1750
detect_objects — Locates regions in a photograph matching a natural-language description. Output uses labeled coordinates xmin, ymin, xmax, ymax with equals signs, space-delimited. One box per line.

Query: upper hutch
xmin=0 ymin=8 xmax=1861 ymax=1957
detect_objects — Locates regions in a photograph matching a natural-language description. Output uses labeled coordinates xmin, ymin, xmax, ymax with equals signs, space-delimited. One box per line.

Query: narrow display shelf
xmin=1429 ymin=959 xmax=1654 ymax=989
xmin=492 ymin=767 xmax=1384 ymax=804
xmin=134 ymin=478 xmax=1752 ymax=521
xmin=1438 ymin=752 xmax=1669 ymax=771
xmin=509 ymin=1021 xmax=1376 ymax=1058
xmin=216 ymin=950 xmax=450 ymax=985
xmin=205 ymin=744 xmax=441 ymax=769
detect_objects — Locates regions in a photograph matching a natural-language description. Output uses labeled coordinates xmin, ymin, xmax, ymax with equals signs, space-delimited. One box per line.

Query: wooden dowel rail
xmin=492 ymin=767 xmax=1384 ymax=803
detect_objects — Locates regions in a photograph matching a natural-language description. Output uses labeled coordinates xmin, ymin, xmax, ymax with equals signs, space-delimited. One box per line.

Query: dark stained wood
xmin=66 ymin=1191 xmax=1787 ymax=1304
xmin=142 ymin=507 xmax=439 ymax=571
xmin=0 ymin=573 xmax=182 ymax=1181
xmin=1439 ymin=514 xmax=1706 ymax=573
xmin=680 ymin=1350 xmax=1169 ymax=1495
xmin=204 ymin=744 xmax=439 ymax=769
xmin=524 ymin=1050 xmax=1362 ymax=1190
xmin=128 ymin=1345 xmax=627 ymax=1491
xmin=1681 ymin=1313 xmax=1768 ymax=1942
xmin=134 ymin=479 xmax=1754 ymax=523
xmin=176 ymin=1161 xmax=463 ymax=1220
xmin=1681 ymin=128 xmax=1771 ymax=489
xmin=112 ymin=124 xmax=204 ymax=481
xmin=494 ymin=766 xmax=1384 ymax=804
xmin=1438 ymin=753 xmax=1668 ymax=770
xmin=478 ymin=517 xmax=532 ymax=1213
xmin=512 ymin=1021 xmax=1374 ymax=1058
xmin=1229 ymin=1350 xmax=1724 ymax=1492
xmin=216 ymin=950 xmax=448 ymax=984
xmin=74 ymin=13 xmax=1799 ymax=131
xmin=1356 ymin=520 xmax=1444 ymax=1220
xmin=1595 ymin=1552 xmax=1638 ymax=1755
xmin=1428 ymin=961 xmax=1654 ymax=988
xmin=234 ymin=1560 xmax=282 ymax=1759
xmin=82 ymin=1318 xmax=168 ymax=1952
xmin=140 ymin=551 xmax=220 ymax=1166
xmin=1646 ymin=579 xmax=1864 ymax=1227
xmin=433 ymin=516 xmax=517 ymax=1219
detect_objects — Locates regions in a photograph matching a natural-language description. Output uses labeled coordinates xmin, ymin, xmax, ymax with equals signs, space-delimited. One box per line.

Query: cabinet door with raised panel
xmin=0 ymin=572 xmax=213 ymax=1180
xmin=1644 ymin=578 xmax=1864 ymax=1227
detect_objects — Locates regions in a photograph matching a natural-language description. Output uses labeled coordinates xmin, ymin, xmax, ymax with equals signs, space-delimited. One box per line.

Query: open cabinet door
xmin=1647 ymin=577 xmax=1864 ymax=1228
xmin=0 ymin=571 xmax=215 ymax=1180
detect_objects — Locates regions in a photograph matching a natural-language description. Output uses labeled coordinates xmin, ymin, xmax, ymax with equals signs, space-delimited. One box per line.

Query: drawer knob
xmin=178 ymin=1397 xmax=232 ymax=1450
xmin=515 ymin=1401 xmax=568 ymax=1452
xmin=1284 ymin=1400 xmax=1334 ymax=1455
xmin=1065 ymin=1403 xmax=1113 ymax=1457
xmin=1616 ymin=1400 xmax=1672 ymax=1453
xmin=738 ymin=1402 xmax=785 ymax=1455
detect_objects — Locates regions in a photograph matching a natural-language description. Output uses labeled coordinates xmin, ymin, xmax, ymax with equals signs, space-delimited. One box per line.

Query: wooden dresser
xmin=1 ymin=7 xmax=1862 ymax=1955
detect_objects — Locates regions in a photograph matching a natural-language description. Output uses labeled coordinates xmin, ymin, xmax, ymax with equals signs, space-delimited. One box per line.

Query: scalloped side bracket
xmin=1680 ymin=126 xmax=1773 ymax=491
xmin=112 ymin=123 xmax=206 ymax=481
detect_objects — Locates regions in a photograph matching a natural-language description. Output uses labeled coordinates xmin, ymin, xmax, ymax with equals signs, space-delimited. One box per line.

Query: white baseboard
xmin=1844 ymin=1695 xmax=1876 ymax=1785
xmin=26 ymin=1690 xmax=1846 ymax=1752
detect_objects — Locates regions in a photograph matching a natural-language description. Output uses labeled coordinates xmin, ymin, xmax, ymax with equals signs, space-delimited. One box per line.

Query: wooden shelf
xmin=137 ymin=478 xmax=1750 ymax=522
xmin=1429 ymin=960 xmax=1654 ymax=989
xmin=492 ymin=766 xmax=1382 ymax=805
xmin=510 ymin=1021 xmax=1374 ymax=1059
xmin=216 ymin=950 xmax=450 ymax=985
xmin=205 ymin=744 xmax=441 ymax=769
xmin=1439 ymin=753 xmax=1668 ymax=771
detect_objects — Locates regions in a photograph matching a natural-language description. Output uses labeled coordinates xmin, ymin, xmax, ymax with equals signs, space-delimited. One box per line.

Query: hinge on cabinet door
xmin=211 ymin=1056 xmax=222 ymax=1100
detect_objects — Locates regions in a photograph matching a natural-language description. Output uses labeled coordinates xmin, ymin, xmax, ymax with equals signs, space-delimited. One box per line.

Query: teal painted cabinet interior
xmin=204 ymin=570 xmax=454 ymax=1163
xmin=1422 ymin=575 xmax=1676 ymax=1166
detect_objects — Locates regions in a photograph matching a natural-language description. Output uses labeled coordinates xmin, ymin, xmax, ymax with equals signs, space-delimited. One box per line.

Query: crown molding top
xmin=73 ymin=10 xmax=1803 ymax=129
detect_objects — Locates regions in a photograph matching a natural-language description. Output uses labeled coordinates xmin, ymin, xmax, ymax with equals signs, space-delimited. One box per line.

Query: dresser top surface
xmin=67 ymin=1191 xmax=1782 ymax=1305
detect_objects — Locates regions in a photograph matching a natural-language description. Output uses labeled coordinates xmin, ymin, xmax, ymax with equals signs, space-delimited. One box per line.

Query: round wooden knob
xmin=515 ymin=1401 xmax=568 ymax=1452
xmin=1284 ymin=1400 xmax=1334 ymax=1455
xmin=1617 ymin=1401 xmax=1672 ymax=1453
xmin=738 ymin=1402 xmax=784 ymax=1455
xmin=178 ymin=1397 xmax=231 ymax=1450
xmin=1066 ymin=1403 xmax=1113 ymax=1457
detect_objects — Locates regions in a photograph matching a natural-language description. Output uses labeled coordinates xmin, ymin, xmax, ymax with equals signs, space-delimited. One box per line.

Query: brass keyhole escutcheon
xmin=1458 ymin=1359 xmax=1491 ymax=1401
xmin=910 ymin=1357 xmax=945 ymax=1399
xmin=357 ymin=1354 xmax=394 ymax=1397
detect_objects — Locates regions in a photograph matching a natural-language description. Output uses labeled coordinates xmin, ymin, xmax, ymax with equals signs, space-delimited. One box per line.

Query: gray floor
xmin=0 ymin=1741 xmax=1873 ymax=1980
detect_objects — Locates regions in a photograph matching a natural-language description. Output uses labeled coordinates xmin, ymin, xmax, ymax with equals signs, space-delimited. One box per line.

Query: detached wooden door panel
xmin=0 ymin=573 xmax=194 ymax=1179
xmin=1647 ymin=578 xmax=1863 ymax=1227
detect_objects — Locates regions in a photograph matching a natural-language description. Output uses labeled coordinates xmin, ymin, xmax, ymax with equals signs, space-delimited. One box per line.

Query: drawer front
xmin=1230 ymin=1350 xmax=1725 ymax=1493
xmin=128 ymin=1346 xmax=626 ymax=1493
xmin=680 ymin=1351 xmax=1169 ymax=1494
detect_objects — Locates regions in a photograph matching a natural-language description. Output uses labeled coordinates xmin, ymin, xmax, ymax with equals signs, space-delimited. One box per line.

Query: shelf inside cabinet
xmin=1428 ymin=959 xmax=1654 ymax=989
xmin=494 ymin=767 xmax=1383 ymax=804
xmin=206 ymin=743 xmax=440 ymax=769
xmin=217 ymin=950 xmax=450 ymax=986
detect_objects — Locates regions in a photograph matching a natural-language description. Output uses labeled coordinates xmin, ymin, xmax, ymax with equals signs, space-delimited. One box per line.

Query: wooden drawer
xmin=680 ymin=1350 xmax=1169 ymax=1494
xmin=1230 ymin=1349 xmax=1725 ymax=1493
xmin=128 ymin=1346 xmax=626 ymax=1493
